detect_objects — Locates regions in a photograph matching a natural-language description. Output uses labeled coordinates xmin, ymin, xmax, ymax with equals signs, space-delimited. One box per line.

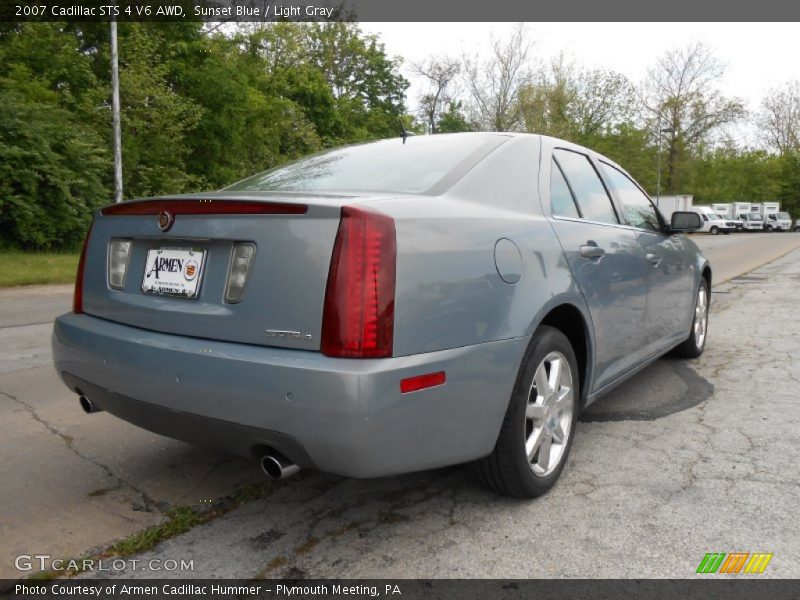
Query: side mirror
xmin=671 ymin=211 xmax=702 ymax=232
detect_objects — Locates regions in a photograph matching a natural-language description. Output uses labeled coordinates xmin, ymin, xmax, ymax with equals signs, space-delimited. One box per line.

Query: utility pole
xmin=111 ymin=15 xmax=123 ymax=203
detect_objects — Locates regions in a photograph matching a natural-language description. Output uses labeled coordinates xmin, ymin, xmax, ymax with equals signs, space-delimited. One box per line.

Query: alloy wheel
xmin=694 ymin=286 xmax=708 ymax=348
xmin=524 ymin=351 xmax=574 ymax=477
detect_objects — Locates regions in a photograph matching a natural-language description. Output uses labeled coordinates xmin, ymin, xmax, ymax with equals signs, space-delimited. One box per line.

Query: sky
xmin=360 ymin=22 xmax=798 ymax=142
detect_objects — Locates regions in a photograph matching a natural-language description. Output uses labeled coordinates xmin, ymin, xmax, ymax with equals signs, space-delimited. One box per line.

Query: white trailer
xmin=654 ymin=195 xmax=693 ymax=220
xmin=711 ymin=203 xmax=731 ymax=216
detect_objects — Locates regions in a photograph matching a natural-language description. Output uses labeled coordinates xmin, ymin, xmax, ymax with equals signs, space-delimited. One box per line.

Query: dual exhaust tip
xmin=78 ymin=394 xmax=299 ymax=480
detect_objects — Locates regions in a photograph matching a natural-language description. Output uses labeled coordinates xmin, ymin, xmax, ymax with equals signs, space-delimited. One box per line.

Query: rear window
xmin=225 ymin=135 xmax=508 ymax=195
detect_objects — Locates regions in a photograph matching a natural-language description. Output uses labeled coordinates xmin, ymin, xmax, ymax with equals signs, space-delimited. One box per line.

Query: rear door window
xmin=554 ymin=150 xmax=618 ymax=225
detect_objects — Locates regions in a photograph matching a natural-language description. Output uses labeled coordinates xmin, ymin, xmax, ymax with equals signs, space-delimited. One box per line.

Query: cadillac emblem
xmin=157 ymin=210 xmax=174 ymax=232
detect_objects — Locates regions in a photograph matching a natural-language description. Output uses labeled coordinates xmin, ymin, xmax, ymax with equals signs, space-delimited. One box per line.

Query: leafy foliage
xmin=0 ymin=25 xmax=109 ymax=249
xmin=0 ymin=22 xmax=408 ymax=249
xmin=1 ymin=25 xmax=799 ymax=252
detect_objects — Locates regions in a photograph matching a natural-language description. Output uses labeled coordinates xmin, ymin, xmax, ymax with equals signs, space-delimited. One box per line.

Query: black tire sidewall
xmin=504 ymin=326 xmax=580 ymax=497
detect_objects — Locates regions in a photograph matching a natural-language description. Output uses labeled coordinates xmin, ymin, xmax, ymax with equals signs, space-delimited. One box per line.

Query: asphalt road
xmin=1 ymin=232 xmax=799 ymax=579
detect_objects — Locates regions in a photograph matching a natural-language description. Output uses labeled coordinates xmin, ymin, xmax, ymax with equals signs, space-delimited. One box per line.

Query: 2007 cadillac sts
xmin=53 ymin=133 xmax=709 ymax=498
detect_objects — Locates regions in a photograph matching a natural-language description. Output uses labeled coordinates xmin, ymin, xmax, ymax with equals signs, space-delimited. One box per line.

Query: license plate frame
xmin=141 ymin=247 xmax=206 ymax=299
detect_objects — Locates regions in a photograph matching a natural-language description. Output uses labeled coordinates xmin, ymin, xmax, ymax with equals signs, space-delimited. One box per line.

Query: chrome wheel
xmin=693 ymin=286 xmax=708 ymax=349
xmin=525 ymin=351 xmax=574 ymax=477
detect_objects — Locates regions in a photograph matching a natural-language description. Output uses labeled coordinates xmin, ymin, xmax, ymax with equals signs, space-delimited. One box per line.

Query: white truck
xmin=653 ymin=195 xmax=693 ymax=221
xmin=692 ymin=205 xmax=733 ymax=234
xmin=732 ymin=202 xmax=763 ymax=231
xmin=757 ymin=202 xmax=793 ymax=232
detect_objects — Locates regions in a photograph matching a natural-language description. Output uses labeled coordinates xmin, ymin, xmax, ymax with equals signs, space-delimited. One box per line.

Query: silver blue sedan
xmin=52 ymin=133 xmax=709 ymax=498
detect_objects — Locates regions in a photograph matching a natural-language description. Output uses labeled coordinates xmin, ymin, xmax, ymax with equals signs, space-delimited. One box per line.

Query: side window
xmin=701 ymin=214 xmax=708 ymax=221
xmin=550 ymin=158 xmax=580 ymax=219
xmin=553 ymin=149 xmax=618 ymax=225
xmin=600 ymin=163 xmax=661 ymax=232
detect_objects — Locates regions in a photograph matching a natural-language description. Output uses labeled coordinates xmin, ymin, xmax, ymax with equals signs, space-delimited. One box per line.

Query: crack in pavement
xmin=0 ymin=388 xmax=163 ymax=515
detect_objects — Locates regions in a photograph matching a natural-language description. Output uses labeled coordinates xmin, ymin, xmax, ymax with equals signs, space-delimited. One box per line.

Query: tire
xmin=473 ymin=326 xmax=579 ymax=498
xmin=672 ymin=278 xmax=710 ymax=359
xmin=766 ymin=225 xmax=773 ymax=232
xmin=709 ymin=226 xmax=719 ymax=235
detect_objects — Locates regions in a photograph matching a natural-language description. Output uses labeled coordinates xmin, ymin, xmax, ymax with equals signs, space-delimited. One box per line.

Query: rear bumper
xmin=52 ymin=314 xmax=527 ymax=478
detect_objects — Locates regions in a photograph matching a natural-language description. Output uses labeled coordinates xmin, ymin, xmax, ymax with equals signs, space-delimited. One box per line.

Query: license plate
xmin=142 ymin=247 xmax=205 ymax=298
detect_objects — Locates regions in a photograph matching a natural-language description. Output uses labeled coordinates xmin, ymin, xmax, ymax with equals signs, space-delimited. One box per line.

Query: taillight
xmin=321 ymin=206 xmax=396 ymax=358
xmin=73 ymin=221 xmax=94 ymax=313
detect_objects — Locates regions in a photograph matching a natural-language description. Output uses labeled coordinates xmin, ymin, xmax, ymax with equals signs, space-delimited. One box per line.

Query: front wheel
xmin=765 ymin=225 xmax=773 ymax=232
xmin=709 ymin=226 xmax=719 ymax=235
xmin=474 ymin=326 xmax=579 ymax=498
xmin=672 ymin=278 xmax=709 ymax=359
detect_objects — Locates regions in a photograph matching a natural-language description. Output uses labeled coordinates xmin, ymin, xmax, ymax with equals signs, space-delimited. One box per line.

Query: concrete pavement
xmin=1 ymin=232 xmax=799 ymax=579
xmin=0 ymin=292 xmax=260 ymax=579
xmin=687 ymin=231 xmax=800 ymax=284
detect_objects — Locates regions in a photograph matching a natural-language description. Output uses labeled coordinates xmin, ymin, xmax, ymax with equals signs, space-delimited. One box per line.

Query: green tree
xmin=643 ymin=42 xmax=745 ymax=194
xmin=437 ymin=101 xmax=473 ymax=133
xmin=0 ymin=75 xmax=108 ymax=248
xmin=305 ymin=23 xmax=409 ymax=140
xmin=115 ymin=24 xmax=204 ymax=197
xmin=0 ymin=23 xmax=109 ymax=249
xmin=776 ymin=151 xmax=800 ymax=217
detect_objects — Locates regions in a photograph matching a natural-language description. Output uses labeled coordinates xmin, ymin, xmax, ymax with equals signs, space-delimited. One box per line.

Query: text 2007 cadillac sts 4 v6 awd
xmin=53 ymin=133 xmax=709 ymax=498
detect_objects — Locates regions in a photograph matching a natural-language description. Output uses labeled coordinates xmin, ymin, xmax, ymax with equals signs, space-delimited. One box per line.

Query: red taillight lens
xmin=321 ymin=206 xmax=396 ymax=358
xmin=73 ymin=221 xmax=93 ymax=314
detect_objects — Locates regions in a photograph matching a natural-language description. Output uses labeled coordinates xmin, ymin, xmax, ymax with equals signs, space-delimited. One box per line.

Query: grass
xmin=26 ymin=481 xmax=271 ymax=580
xmin=106 ymin=506 xmax=212 ymax=557
xmin=0 ymin=251 xmax=79 ymax=287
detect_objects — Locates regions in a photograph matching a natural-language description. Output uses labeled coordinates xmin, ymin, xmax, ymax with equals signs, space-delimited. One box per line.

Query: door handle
xmin=579 ymin=244 xmax=605 ymax=259
xmin=646 ymin=253 xmax=661 ymax=266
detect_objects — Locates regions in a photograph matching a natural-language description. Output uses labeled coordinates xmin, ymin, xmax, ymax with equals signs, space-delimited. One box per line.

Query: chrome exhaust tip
xmin=260 ymin=453 xmax=300 ymax=480
xmin=79 ymin=395 xmax=102 ymax=414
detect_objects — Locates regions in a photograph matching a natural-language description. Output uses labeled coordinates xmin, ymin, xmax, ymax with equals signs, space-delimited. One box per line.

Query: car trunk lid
xmin=81 ymin=192 xmax=355 ymax=351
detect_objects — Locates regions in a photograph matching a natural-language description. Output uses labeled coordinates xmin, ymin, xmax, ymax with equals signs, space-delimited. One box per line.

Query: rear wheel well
xmin=539 ymin=304 xmax=589 ymax=404
xmin=702 ymin=265 xmax=712 ymax=290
